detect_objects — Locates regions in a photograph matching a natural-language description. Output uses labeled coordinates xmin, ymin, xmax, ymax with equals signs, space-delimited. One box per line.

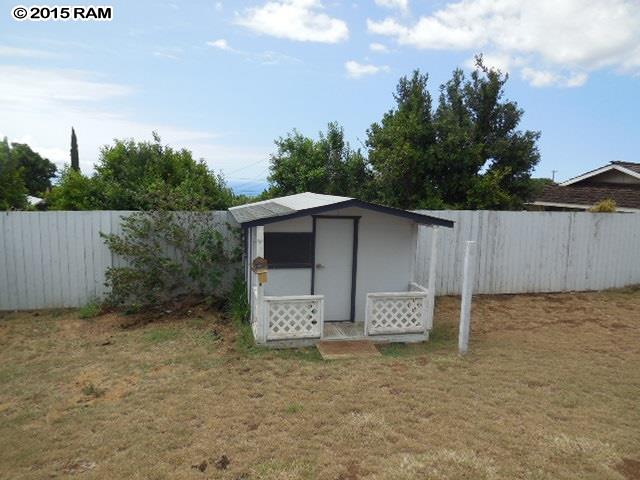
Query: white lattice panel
xmin=366 ymin=293 xmax=427 ymax=335
xmin=266 ymin=297 xmax=323 ymax=340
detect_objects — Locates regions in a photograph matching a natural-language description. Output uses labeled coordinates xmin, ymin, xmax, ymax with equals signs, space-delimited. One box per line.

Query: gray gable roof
xmin=229 ymin=192 xmax=454 ymax=228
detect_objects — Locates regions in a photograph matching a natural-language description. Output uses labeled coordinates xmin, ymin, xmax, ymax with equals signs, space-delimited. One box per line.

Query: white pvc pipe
xmin=426 ymin=227 xmax=439 ymax=331
xmin=459 ymin=241 xmax=477 ymax=355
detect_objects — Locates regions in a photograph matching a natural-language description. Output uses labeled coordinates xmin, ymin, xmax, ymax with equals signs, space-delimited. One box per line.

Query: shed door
xmin=314 ymin=217 xmax=356 ymax=322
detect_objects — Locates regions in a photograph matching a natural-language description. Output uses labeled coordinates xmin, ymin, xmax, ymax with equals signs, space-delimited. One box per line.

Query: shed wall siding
xmin=263 ymin=216 xmax=313 ymax=296
xmin=264 ymin=270 xmax=312 ymax=296
xmin=331 ymin=207 xmax=414 ymax=321
xmin=256 ymin=206 xmax=415 ymax=321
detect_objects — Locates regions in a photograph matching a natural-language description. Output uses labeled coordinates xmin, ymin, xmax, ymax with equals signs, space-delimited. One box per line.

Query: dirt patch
xmin=62 ymin=460 xmax=96 ymax=474
xmin=316 ymin=340 xmax=381 ymax=360
xmin=617 ymin=458 xmax=640 ymax=480
xmin=337 ymin=462 xmax=362 ymax=480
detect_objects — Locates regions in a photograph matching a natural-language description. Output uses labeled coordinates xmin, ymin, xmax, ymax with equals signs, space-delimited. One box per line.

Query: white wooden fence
xmin=0 ymin=211 xmax=233 ymax=310
xmin=1 ymin=210 xmax=640 ymax=310
xmin=415 ymin=210 xmax=640 ymax=295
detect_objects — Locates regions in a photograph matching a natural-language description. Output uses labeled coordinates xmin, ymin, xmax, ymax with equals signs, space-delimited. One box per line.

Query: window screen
xmin=264 ymin=232 xmax=313 ymax=268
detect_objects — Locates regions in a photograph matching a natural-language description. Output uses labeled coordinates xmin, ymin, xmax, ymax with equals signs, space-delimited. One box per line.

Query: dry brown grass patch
xmin=1 ymin=290 xmax=639 ymax=479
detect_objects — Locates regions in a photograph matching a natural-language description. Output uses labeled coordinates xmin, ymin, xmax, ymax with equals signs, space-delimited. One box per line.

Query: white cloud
xmin=206 ymin=40 xmax=300 ymax=65
xmin=236 ymin=0 xmax=348 ymax=43
xmin=153 ymin=47 xmax=183 ymax=60
xmin=367 ymin=17 xmax=407 ymax=37
xmin=464 ymin=53 xmax=515 ymax=73
xmin=0 ymin=45 xmax=58 ymax=58
xmin=215 ymin=2 xmax=223 ymax=11
xmin=521 ymin=67 xmax=588 ymax=88
xmin=374 ymin=0 xmax=408 ymax=12
xmin=153 ymin=51 xmax=179 ymax=60
xmin=0 ymin=66 xmax=132 ymax=108
xmin=207 ymin=39 xmax=233 ymax=51
xmin=566 ymin=73 xmax=588 ymax=88
xmin=258 ymin=50 xmax=301 ymax=65
xmin=345 ymin=60 xmax=389 ymax=78
xmin=369 ymin=42 xmax=389 ymax=53
xmin=0 ymin=66 xmax=268 ymax=176
xmin=520 ymin=68 xmax=561 ymax=87
xmin=367 ymin=0 xmax=640 ymax=87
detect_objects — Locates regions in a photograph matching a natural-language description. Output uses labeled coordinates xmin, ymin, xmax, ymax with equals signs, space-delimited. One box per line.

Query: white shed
xmin=229 ymin=192 xmax=454 ymax=347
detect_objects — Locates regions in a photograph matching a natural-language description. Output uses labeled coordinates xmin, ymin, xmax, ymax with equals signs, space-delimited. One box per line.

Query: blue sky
xmin=1 ymin=0 xmax=640 ymax=194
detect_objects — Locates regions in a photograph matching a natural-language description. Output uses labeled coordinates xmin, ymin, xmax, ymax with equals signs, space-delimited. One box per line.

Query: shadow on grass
xmin=232 ymin=316 xmax=458 ymax=361
xmin=232 ymin=318 xmax=323 ymax=362
xmin=377 ymin=320 xmax=458 ymax=357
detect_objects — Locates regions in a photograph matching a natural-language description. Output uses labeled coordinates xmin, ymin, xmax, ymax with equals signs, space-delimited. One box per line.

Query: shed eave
xmin=234 ymin=199 xmax=454 ymax=228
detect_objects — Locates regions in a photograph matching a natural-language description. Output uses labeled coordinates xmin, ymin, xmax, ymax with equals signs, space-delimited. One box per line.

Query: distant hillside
xmin=228 ymin=180 xmax=268 ymax=196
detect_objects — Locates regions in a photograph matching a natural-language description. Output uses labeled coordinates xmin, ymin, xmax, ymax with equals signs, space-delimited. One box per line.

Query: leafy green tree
xmin=0 ymin=137 xmax=27 ymax=210
xmin=430 ymin=68 xmax=485 ymax=207
xmin=93 ymin=132 xmax=232 ymax=210
xmin=10 ymin=142 xmax=57 ymax=196
xmin=366 ymin=58 xmax=541 ymax=209
xmin=444 ymin=58 xmax=540 ymax=208
xmin=529 ymin=177 xmax=555 ymax=196
xmin=465 ymin=168 xmax=513 ymax=209
xmin=267 ymin=122 xmax=372 ymax=199
xmin=46 ymin=167 xmax=98 ymax=210
xmin=48 ymin=133 xmax=234 ymax=210
xmin=366 ymin=71 xmax=441 ymax=209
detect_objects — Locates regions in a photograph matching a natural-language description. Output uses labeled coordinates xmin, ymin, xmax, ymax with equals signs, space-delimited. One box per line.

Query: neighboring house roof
xmin=560 ymin=161 xmax=640 ymax=186
xmin=534 ymin=185 xmax=640 ymax=211
xmin=229 ymin=192 xmax=454 ymax=228
xmin=613 ymin=161 xmax=640 ymax=175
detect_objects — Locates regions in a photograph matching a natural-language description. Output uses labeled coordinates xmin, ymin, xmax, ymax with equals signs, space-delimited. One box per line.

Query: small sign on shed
xmin=251 ymin=257 xmax=268 ymax=284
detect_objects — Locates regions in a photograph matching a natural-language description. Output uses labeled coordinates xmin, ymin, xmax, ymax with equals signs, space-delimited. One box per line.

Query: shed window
xmin=264 ymin=232 xmax=313 ymax=268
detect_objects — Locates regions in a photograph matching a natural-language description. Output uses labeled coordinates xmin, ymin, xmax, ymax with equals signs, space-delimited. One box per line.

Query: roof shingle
xmin=535 ymin=184 xmax=640 ymax=210
xmin=611 ymin=161 xmax=640 ymax=174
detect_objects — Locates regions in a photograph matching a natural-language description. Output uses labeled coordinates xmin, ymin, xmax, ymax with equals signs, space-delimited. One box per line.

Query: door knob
xmin=315 ymin=263 xmax=325 ymax=269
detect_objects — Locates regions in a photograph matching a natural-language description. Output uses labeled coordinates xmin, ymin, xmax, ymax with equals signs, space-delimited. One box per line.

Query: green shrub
xmin=101 ymin=210 xmax=241 ymax=309
xmin=228 ymin=276 xmax=250 ymax=324
xmin=78 ymin=300 xmax=101 ymax=319
xmin=589 ymin=198 xmax=616 ymax=212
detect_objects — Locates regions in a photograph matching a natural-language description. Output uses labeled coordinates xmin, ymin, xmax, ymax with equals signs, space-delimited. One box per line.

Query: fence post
xmin=425 ymin=227 xmax=439 ymax=331
xmin=255 ymin=226 xmax=267 ymax=344
xmin=459 ymin=241 xmax=476 ymax=355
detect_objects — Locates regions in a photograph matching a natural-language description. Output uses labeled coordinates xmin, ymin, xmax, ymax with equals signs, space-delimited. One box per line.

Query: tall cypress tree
xmin=70 ymin=127 xmax=80 ymax=172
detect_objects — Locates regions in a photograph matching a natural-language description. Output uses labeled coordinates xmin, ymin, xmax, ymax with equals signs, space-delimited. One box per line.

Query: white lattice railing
xmin=264 ymin=295 xmax=324 ymax=340
xmin=365 ymin=289 xmax=428 ymax=335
